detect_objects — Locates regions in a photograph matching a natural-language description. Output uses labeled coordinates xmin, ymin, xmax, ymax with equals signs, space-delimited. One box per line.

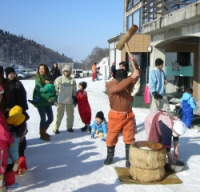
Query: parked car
xmin=73 ymin=69 xmax=84 ymax=78
xmin=15 ymin=69 xmax=29 ymax=79
xmin=28 ymin=69 xmax=37 ymax=76
xmin=21 ymin=69 xmax=31 ymax=77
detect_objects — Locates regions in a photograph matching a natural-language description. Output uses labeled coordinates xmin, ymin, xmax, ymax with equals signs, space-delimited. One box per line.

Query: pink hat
xmin=0 ymin=85 xmax=4 ymax=95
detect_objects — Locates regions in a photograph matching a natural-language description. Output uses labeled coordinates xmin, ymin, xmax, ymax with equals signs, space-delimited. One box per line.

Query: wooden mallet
xmin=116 ymin=25 xmax=138 ymax=70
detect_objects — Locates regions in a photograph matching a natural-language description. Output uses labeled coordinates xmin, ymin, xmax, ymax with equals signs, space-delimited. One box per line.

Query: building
xmin=108 ymin=0 xmax=200 ymax=100
xmin=142 ymin=0 xmax=200 ymax=100
xmin=108 ymin=0 xmax=151 ymax=93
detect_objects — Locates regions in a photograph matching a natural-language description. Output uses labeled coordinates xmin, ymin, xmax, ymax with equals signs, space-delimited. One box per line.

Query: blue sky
xmin=0 ymin=0 xmax=124 ymax=60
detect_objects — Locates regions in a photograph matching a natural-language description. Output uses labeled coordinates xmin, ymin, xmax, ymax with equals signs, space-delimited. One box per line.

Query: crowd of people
xmin=0 ymin=55 xmax=195 ymax=190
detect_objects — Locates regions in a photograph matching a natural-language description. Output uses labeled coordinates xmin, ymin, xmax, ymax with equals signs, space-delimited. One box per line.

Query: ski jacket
xmin=33 ymin=75 xmax=52 ymax=107
xmin=54 ymin=74 xmax=76 ymax=104
xmin=40 ymin=84 xmax=57 ymax=103
xmin=91 ymin=120 xmax=108 ymax=138
xmin=77 ymin=90 xmax=91 ymax=125
xmin=181 ymin=92 xmax=196 ymax=110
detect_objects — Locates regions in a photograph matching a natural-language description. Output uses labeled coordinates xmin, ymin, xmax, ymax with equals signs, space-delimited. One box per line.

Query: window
xmin=127 ymin=0 xmax=141 ymax=11
xmin=133 ymin=9 xmax=142 ymax=32
xmin=127 ymin=14 xmax=133 ymax=31
xmin=127 ymin=0 xmax=133 ymax=11
xmin=133 ymin=0 xmax=140 ymax=6
xmin=126 ymin=8 xmax=142 ymax=32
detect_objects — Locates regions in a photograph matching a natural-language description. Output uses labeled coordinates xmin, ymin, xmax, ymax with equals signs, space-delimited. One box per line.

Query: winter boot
xmin=44 ymin=126 xmax=51 ymax=137
xmin=104 ymin=146 xmax=115 ymax=165
xmin=81 ymin=125 xmax=88 ymax=132
xmin=88 ymin=125 xmax=91 ymax=133
xmin=125 ymin=144 xmax=131 ymax=168
xmin=67 ymin=128 xmax=74 ymax=132
xmin=40 ymin=129 xmax=50 ymax=141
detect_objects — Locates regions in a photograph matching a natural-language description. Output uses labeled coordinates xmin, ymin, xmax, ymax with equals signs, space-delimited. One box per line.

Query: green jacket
xmin=33 ymin=75 xmax=52 ymax=107
xmin=40 ymin=84 xmax=57 ymax=103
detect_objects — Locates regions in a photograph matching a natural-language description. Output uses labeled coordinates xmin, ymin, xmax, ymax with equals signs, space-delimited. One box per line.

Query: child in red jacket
xmin=77 ymin=82 xmax=92 ymax=132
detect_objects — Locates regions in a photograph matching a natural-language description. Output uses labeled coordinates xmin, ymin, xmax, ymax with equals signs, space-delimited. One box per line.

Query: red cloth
xmin=77 ymin=91 xmax=91 ymax=125
xmin=148 ymin=112 xmax=162 ymax=143
xmin=92 ymin=73 xmax=97 ymax=81
xmin=0 ymin=110 xmax=14 ymax=175
xmin=4 ymin=171 xmax=16 ymax=186
xmin=0 ymin=148 xmax=9 ymax=175
xmin=19 ymin=156 xmax=27 ymax=170
xmin=0 ymin=110 xmax=14 ymax=148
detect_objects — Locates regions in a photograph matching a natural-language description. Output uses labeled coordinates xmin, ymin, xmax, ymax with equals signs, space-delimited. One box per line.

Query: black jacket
xmin=5 ymin=79 xmax=28 ymax=112
xmin=51 ymin=68 xmax=61 ymax=80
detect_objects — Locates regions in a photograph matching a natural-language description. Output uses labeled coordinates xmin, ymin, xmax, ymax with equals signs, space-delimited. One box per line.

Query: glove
xmin=91 ymin=133 xmax=95 ymax=138
xmin=13 ymin=163 xmax=19 ymax=172
xmin=152 ymin=92 xmax=162 ymax=100
xmin=72 ymin=96 xmax=78 ymax=108
xmin=101 ymin=137 xmax=106 ymax=142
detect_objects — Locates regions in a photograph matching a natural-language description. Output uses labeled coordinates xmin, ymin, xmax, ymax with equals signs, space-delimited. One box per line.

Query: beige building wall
xmin=121 ymin=34 xmax=151 ymax=61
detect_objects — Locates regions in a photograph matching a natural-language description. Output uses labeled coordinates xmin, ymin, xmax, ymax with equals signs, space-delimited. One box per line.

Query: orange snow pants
xmin=106 ymin=109 xmax=136 ymax=147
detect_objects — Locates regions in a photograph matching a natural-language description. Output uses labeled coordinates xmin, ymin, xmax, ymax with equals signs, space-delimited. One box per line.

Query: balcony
xmin=142 ymin=0 xmax=200 ymax=35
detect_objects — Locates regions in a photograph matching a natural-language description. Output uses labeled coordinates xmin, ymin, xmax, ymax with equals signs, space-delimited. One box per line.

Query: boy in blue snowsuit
xmin=181 ymin=88 xmax=196 ymax=128
xmin=91 ymin=111 xmax=108 ymax=141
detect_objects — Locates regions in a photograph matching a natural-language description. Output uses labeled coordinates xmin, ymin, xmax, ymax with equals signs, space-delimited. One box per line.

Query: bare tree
xmin=83 ymin=46 xmax=109 ymax=70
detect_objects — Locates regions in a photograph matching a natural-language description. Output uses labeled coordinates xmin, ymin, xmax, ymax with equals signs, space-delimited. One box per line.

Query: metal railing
xmin=142 ymin=0 xmax=197 ymax=24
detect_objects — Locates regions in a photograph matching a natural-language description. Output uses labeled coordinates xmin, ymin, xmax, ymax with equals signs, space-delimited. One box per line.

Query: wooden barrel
xmin=129 ymin=141 xmax=166 ymax=182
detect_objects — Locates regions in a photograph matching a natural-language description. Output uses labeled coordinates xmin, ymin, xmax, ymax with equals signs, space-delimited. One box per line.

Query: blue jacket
xmin=91 ymin=120 xmax=108 ymax=138
xmin=181 ymin=92 xmax=196 ymax=109
xmin=149 ymin=68 xmax=166 ymax=96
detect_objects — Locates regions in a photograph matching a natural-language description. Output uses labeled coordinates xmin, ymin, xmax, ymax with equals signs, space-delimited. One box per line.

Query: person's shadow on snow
xmin=174 ymin=135 xmax=200 ymax=170
xmin=73 ymin=180 xmax=119 ymax=192
xmin=14 ymin=131 xmax=108 ymax=192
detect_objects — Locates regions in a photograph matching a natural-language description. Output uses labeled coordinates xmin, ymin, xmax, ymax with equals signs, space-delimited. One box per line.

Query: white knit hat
xmin=62 ymin=65 xmax=72 ymax=73
xmin=173 ymin=120 xmax=188 ymax=136
xmin=0 ymin=85 xmax=4 ymax=94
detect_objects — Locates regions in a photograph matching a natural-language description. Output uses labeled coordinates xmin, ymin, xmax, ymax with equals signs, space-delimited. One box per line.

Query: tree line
xmin=0 ymin=29 xmax=109 ymax=70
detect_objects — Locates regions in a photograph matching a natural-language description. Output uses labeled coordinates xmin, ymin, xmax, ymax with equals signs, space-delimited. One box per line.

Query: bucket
xmin=129 ymin=141 xmax=166 ymax=182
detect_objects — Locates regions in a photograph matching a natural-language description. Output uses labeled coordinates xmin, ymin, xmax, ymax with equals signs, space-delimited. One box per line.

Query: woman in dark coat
xmin=51 ymin=62 xmax=61 ymax=80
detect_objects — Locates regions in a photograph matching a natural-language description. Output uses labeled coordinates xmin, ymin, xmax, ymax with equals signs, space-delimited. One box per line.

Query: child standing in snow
xmin=4 ymin=105 xmax=27 ymax=189
xmin=0 ymin=85 xmax=14 ymax=191
xmin=181 ymin=88 xmax=197 ymax=128
xmin=91 ymin=111 xmax=108 ymax=141
xmin=28 ymin=74 xmax=57 ymax=105
xmin=77 ymin=82 xmax=92 ymax=132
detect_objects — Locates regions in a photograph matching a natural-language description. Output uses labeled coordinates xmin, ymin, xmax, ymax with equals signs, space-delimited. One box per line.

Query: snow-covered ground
xmin=12 ymin=77 xmax=200 ymax=192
